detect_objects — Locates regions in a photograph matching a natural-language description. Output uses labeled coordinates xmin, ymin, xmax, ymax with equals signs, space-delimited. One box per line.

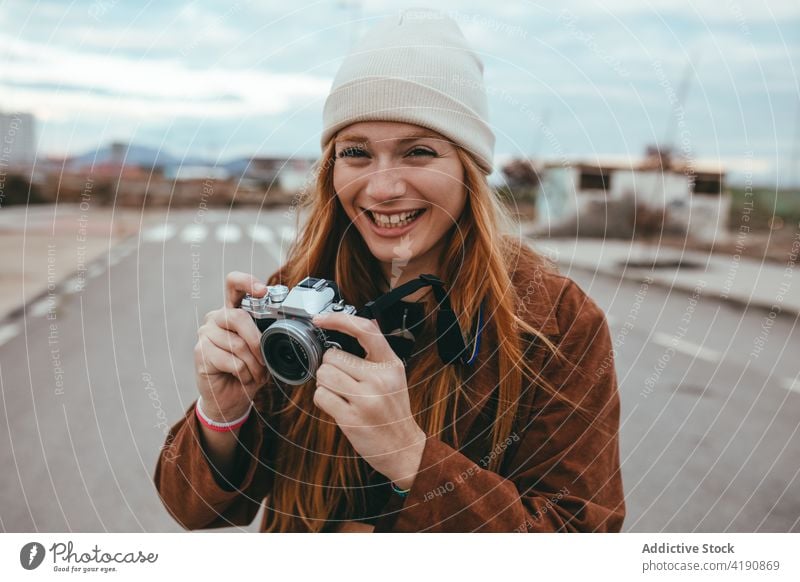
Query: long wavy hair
xmin=259 ymin=138 xmax=591 ymax=532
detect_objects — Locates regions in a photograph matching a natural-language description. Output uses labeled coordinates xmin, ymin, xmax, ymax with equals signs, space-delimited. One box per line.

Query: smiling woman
xmin=333 ymin=120 xmax=469 ymax=302
xmin=154 ymin=8 xmax=625 ymax=533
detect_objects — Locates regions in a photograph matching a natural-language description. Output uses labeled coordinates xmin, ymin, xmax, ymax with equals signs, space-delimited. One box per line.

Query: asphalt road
xmin=563 ymin=267 xmax=800 ymax=532
xmin=0 ymin=208 xmax=797 ymax=532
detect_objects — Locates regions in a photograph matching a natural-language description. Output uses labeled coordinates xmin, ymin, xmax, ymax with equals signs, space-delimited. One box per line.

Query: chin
xmin=360 ymin=235 xmax=423 ymax=264
xmin=365 ymin=240 xmax=419 ymax=263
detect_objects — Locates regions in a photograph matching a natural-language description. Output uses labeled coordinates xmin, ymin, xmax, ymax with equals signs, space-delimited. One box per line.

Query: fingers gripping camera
xmin=240 ymin=277 xmax=366 ymax=385
xmin=241 ymin=273 xmax=477 ymax=386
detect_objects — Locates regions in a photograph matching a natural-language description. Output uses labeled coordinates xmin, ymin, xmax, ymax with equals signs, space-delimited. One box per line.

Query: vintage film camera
xmin=240 ymin=274 xmax=481 ymax=385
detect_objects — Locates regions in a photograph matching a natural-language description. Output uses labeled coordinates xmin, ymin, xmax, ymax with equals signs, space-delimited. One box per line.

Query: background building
xmin=0 ymin=112 xmax=37 ymax=168
xmin=533 ymin=149 xmax=729 ymax=242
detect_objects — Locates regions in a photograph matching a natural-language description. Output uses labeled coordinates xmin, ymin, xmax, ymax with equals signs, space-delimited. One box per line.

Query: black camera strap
xmin=358 ymin=274 xmax=482 ymax=366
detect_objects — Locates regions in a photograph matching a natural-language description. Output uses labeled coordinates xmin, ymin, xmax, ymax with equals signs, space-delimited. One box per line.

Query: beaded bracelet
xmin=195 ymin=396 xmax=252 ymax=432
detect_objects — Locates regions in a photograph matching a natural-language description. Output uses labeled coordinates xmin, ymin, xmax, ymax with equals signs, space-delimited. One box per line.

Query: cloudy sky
xmin=1 ymin=0 xmax=798 ymax=185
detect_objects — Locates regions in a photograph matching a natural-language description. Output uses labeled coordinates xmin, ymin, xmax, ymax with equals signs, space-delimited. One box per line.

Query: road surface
xmin=0 ymin=208 xmax=798 ymax=532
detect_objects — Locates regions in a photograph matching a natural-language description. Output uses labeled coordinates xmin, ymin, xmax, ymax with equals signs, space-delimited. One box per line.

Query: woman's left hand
xmin=311 ymin=312 xmax=426 ymax=491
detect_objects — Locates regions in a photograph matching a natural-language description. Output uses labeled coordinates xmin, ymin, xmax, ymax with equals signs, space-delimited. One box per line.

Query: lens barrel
xmin=260 ymin=319 xmax=324 ymax=385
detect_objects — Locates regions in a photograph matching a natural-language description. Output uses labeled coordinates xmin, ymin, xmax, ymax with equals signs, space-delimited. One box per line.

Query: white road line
xmin=781 ymin=378 xmax=800 ymax=394
xmin=142 ymin=224 xmax=177 ymax=242
xmin=180 ymin=224 xmax=208 ymax=244
xmin=109 ymin=243 xmax=135 ymax=265
xmin=247 ymin=224 xmax=275 ymax=245
xmin=87 ymin=263 xmax=105 ymax=279
xmin=652 ymin=332 xmax=721 ymax=363
xmin=248 ymin=224 xmax=283 ymax=262
xmin=0 ymin=324 xmax=19 ymax=347
xmin=28 ymin=298 xmax=54 ymax=318
xmin=63 ymin=277 xmax=85 ymax=294
xmin=110 ymin=246 xmax=135 ymax=266
xmin=215 ymin=224 xmax=242 ymax=243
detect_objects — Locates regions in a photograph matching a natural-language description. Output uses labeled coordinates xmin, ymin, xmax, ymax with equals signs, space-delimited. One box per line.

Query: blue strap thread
xmin=390 ymin=481 xmax=411 ymax=497
xmin=461 ymin=301 xmax=484 ymax=366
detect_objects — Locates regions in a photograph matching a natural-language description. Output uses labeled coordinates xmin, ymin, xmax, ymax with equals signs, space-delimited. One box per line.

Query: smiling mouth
xmin=362 ymin=207 xmax=427 ymax=229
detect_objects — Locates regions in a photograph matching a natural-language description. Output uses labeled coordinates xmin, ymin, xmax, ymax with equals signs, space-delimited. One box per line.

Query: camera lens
xmin=265 ymin=336 xmax=307 ymax=380
xmin=260 ymin=319 xmax=323 ymax=385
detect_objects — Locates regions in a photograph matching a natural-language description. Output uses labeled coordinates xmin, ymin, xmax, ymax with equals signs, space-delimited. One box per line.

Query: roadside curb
xmin=548 ymin=254 xmax=800 ymax=321
xmin=522 ymin=234 xmax=800 ymax=320
xmin=0 ymin=234 xmax=140 ymax=327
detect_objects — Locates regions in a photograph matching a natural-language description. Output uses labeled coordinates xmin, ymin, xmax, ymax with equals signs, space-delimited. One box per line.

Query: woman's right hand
xmin=193 ymin=271 xmax=270 ymax=421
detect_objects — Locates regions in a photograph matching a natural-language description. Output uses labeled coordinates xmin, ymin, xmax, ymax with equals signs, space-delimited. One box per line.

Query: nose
xmin=363 ymin=167 xmax=407 ymax=206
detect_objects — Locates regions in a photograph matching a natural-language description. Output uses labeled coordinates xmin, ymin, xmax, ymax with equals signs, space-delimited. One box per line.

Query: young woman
xmin=154 ymin=9 xmax=625 ymax=533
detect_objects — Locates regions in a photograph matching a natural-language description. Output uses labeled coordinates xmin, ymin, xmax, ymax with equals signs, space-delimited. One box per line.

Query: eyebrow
xmin=334 ymin=129 xmax=442 ymax=145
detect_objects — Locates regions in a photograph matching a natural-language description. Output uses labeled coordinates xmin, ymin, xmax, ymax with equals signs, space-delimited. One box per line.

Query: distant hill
xmin=64 ymin=142 xmax=313 ymax=179
xmin=67 ymin=142 xmax=210 ymax=169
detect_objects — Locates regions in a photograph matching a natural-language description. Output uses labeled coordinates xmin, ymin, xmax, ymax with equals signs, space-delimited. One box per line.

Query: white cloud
xmin=558 ymin=0 xmax=800 ymax=23
xmin=0 ymin=1 xmax=794 ymax=185
xmin=57 ymin=2 xmax=245 ymax=54
xmin=0 ymin=34 xmax=331 ymax=121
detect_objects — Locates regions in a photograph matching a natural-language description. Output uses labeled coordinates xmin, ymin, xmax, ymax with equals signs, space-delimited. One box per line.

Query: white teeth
xmin=368 ymin=209 xmax=423 ymax=228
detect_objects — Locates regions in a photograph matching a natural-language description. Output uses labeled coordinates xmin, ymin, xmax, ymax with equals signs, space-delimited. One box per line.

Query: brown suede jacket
xmin=153 ymin=242 xmax=626 ymax=532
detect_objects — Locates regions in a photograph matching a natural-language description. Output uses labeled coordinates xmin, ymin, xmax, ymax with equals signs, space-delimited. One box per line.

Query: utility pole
xmin=791 ymin=97 xmax=800 ymax=189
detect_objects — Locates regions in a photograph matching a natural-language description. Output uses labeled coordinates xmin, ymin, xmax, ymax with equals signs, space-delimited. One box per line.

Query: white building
xmin=0 ymin=112 xmax=37 ymax=168
xmin=164 ymin=165 xmax=230 ymax=181
xmin=533 ymin=154 xmax=729 ymax=242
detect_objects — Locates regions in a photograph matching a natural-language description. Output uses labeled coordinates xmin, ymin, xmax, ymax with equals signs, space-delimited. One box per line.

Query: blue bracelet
xmin=390 ymin=481 xmax=411 ymax=497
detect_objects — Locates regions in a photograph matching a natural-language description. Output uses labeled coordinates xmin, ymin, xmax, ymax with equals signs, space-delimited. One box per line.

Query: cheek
xmin=332 ymin=169 xmax=356 ymax=216
xmin=332 ymin=167 xmax=345 ymax=198
xmin=427 ymin=185 xmax=467 ymax=227
xmin=445 ymin=193 xmax=467 ymax=223
xmin=417 ymin=166 xmax=466 ymax=222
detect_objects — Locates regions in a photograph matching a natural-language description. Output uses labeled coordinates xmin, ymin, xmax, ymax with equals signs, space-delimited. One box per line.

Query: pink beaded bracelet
xmin=195 ymin=396 xmax=252 ymax=432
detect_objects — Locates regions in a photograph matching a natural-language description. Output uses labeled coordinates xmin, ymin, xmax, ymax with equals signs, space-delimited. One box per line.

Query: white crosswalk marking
xmin=247 ymin=224 xmax=283 ymax=262
xmin=0 ymin=324 xmax=19 ymax=347
xmin=63 ymin=277 xmax=85 ymax=294
xmin=652 ymin=332 xmax=721 ymax=363
xmin=782 ymin=378 xmax=800 ymax=394
xmin=247 ymin=224 xmax=275 ymax=245
xmin=180 ymin=224 xmax=208 ymax=243
xmin=87 ymin=263 xmax=105 ymax=279
xmin=29 ymin=298 xmax=54 ymax=318
xmin=142 ymin=224 xmax=177 ymax=242
xmin=108 ymin=251 xmax=127 ymax=266
xmin=116 ymin=240 xmax=137 ymax=254
xmin=279 ymin=226 xmax=296 ymax=243
xmin=215 ymin=224 xmax=242 ymax=243
xmin=141 ymin=221 xmax=294 ymax=247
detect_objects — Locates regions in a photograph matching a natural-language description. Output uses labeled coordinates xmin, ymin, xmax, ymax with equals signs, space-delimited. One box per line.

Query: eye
xmin=407 ymin=147 xmax=436 ymax=157
xmin=337 ymin=146 xmax=367 ymax=158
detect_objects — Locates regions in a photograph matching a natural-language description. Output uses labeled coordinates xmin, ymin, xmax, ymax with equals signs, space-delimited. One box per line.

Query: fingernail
xmin=255 ymin=283 xmax=267 ymax=293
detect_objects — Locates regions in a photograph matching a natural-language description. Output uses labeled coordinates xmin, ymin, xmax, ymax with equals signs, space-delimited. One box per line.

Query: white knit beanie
xmin=321 ymin=8 xmax=495 ymax=175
